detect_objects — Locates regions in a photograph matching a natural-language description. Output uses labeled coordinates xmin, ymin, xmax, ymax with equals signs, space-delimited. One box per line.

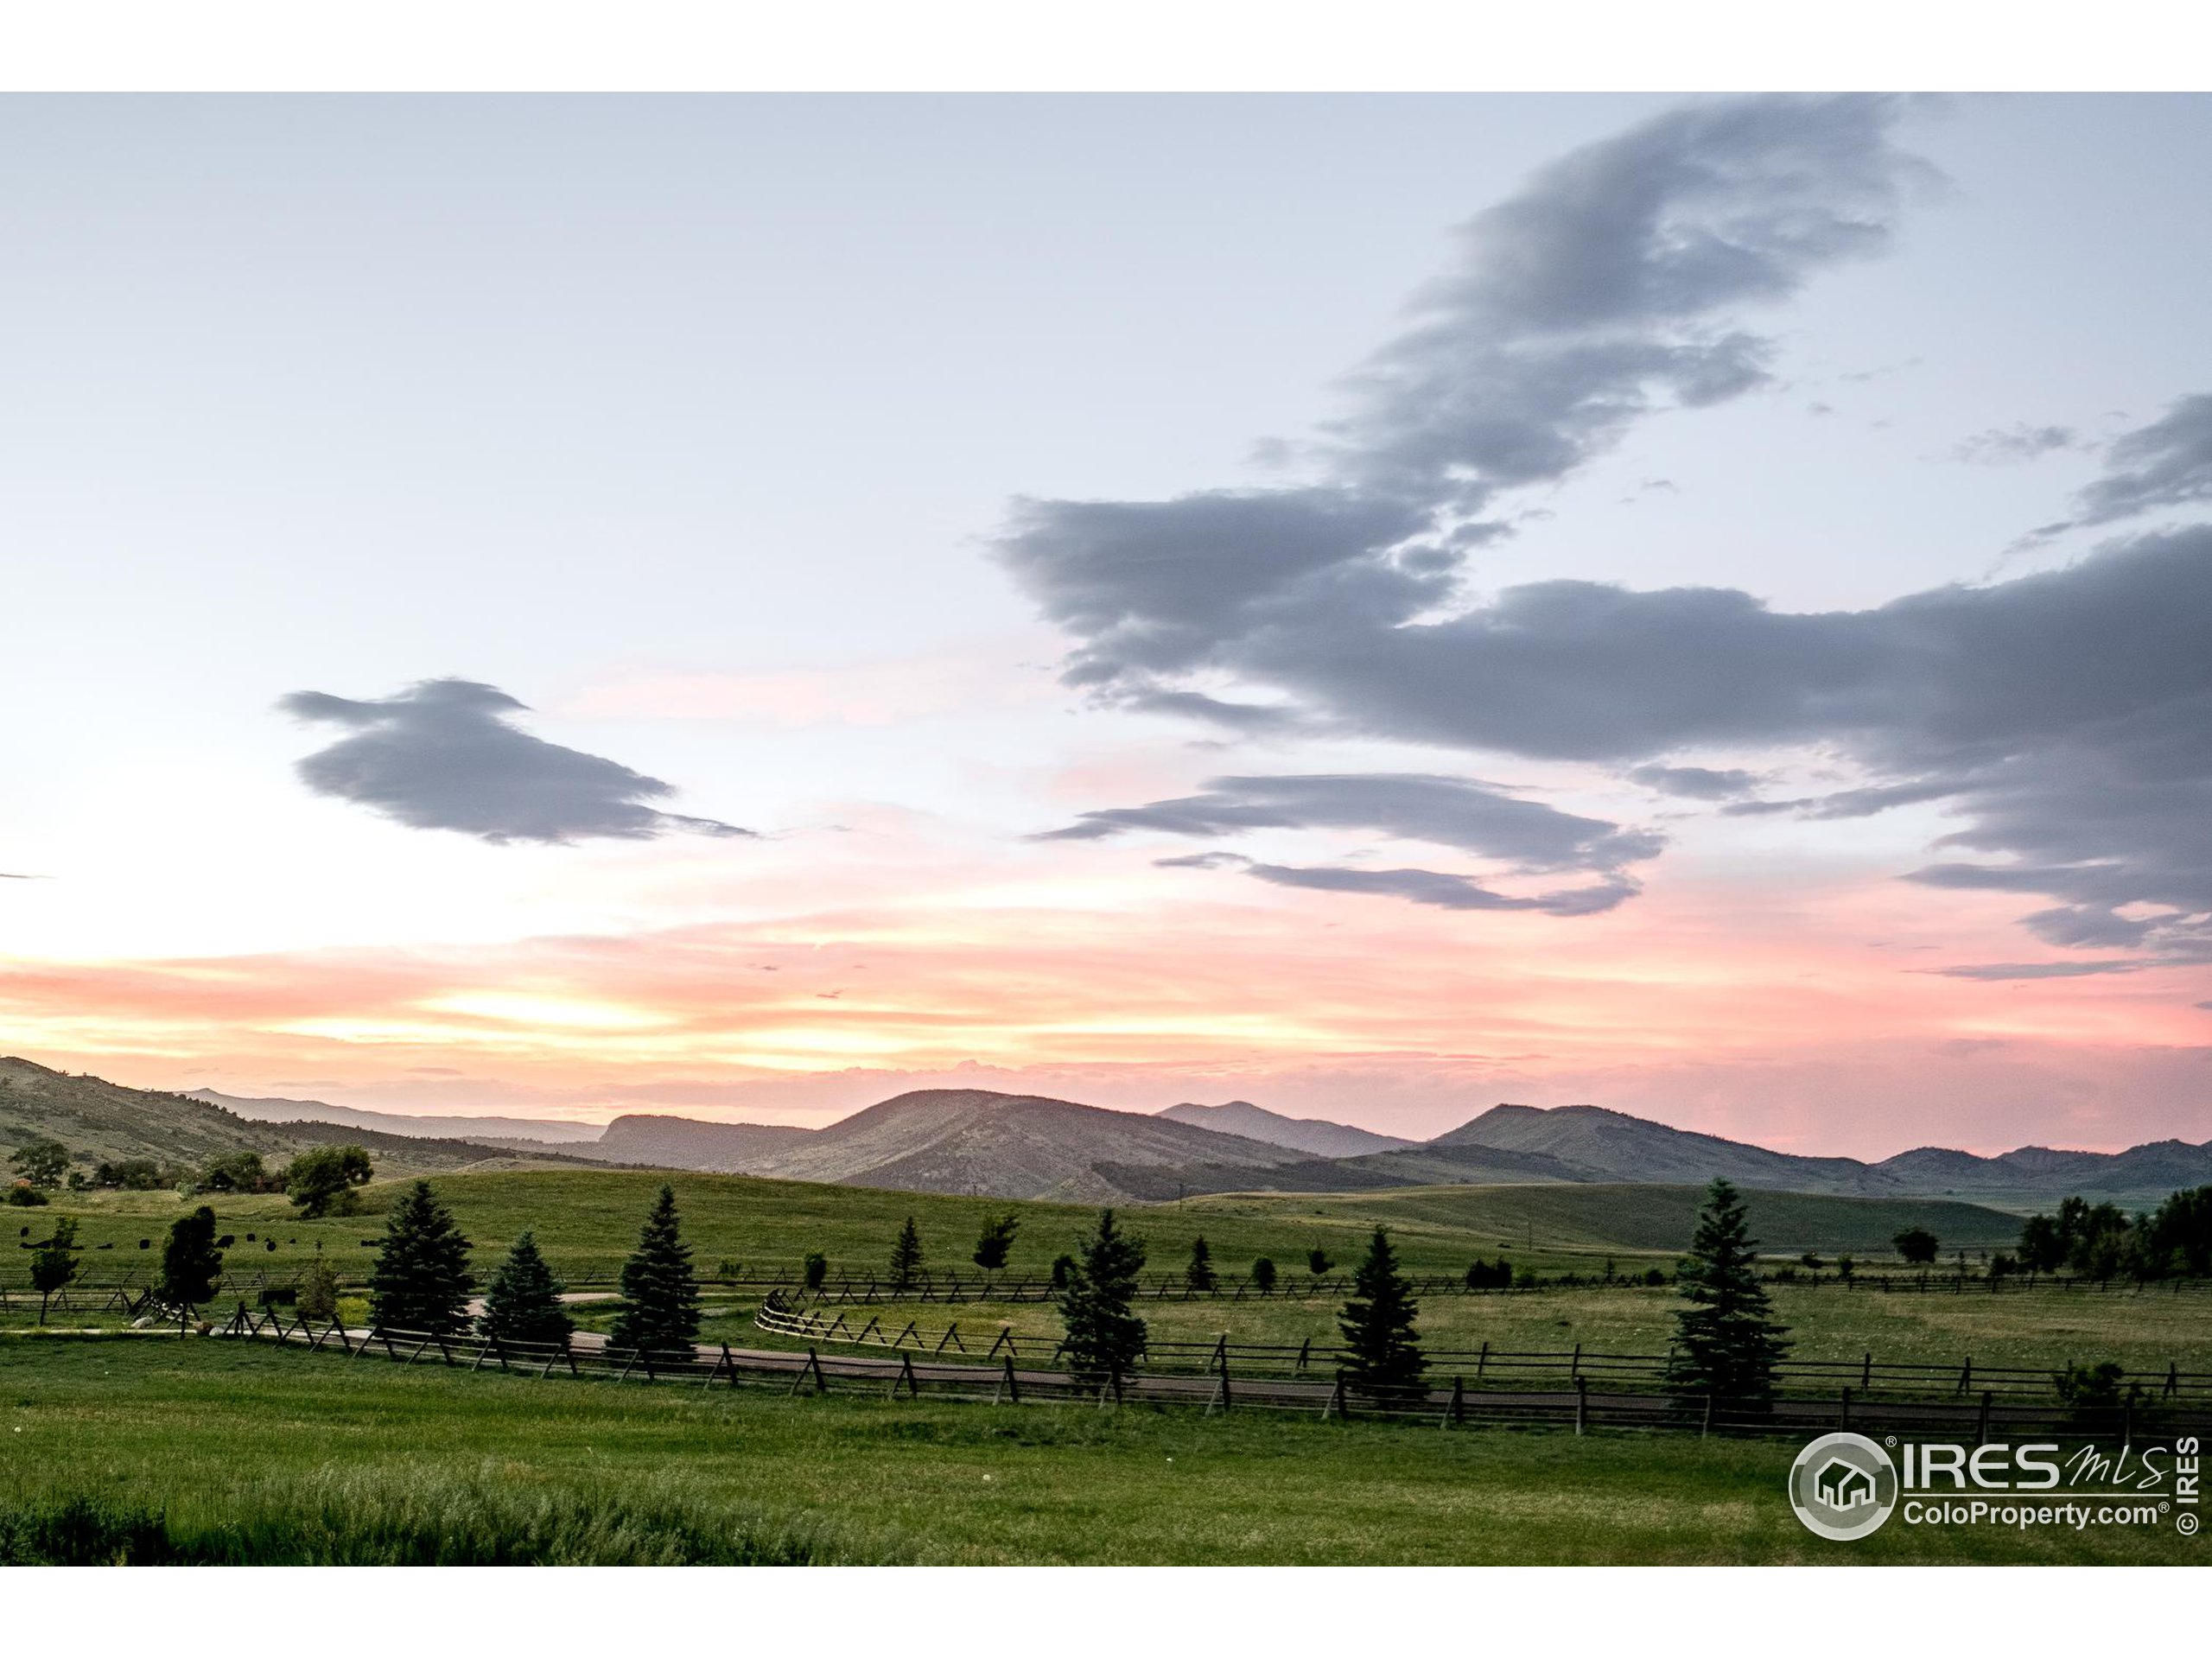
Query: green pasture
xmin=3 ymin=1167 xmax=2024 ymax=1294
xmin=2 ymin=1335 xmax=2198 ymax=1564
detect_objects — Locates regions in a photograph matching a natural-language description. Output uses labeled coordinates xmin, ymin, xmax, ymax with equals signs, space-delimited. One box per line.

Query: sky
xmin=3 ymin=92 xmax=2211 ymax=1156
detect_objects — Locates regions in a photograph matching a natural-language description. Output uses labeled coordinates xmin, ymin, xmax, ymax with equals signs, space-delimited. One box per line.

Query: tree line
xmin=8 ymin=1137 xmax=374 ymax=1217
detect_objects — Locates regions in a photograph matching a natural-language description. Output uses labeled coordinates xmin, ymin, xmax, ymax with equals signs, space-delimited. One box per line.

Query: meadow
xmin=4 ymin=1166 xmax=2026 ymax=1294
xmin=2 ymin=1335 xmax=2199 ymax=1565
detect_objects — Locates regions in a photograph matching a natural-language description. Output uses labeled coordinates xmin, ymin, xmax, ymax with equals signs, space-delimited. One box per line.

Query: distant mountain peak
xmin=1159 ymin=1100 xmax=1418 ymax=1159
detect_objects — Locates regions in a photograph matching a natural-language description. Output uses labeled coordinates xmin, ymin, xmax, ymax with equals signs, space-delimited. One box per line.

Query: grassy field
xmin=2 ymin=1334 xmax=2199 ymax=1565
xmin=3 ymin=1167 xmax=2024 ymax=1294
xmin=708 ymin=1280 xmax=2212 ymax=1375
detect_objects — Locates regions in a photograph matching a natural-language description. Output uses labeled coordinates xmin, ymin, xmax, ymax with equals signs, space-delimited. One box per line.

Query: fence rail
xmin=208 ymin=1306 xmax=2212 ymax=1443
xmin=752 ymin=1293 xmax=2212 ymax=1404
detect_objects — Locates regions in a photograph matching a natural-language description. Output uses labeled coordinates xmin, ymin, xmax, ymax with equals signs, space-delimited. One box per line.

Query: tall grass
xmin=0 ymin=1462 xmax=907 ymax=1565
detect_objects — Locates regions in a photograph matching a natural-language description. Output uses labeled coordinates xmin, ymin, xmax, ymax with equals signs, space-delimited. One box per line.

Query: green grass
xmin=3 ymin=1167 xmax=2023 ymax=1294
xmin=3 ymin=1335 xmax=2199 ymax=1564
xmin=721 ymin=1280 xmax=2212 ymax=1376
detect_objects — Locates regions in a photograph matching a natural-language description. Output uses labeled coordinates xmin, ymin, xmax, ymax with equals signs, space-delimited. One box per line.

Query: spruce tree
xmin=29 ymin=1217 xmax=80 ymax=1324
xmin=156 ymin=1205 xmax=225 ymax=1313
xmin=1184 ymin=1234 xmax=1217 ymax=1292
xmin=1666 ymin=1178 xmax=1790 ymax=1402
xmin=971 ymin=1213 xmax=1020 ymax=1272
xmin=888 ymin=1215 xmax=925 ymax=1294
xmin=608 ymin=1185 xmax=701 ymax=1358
xmin=1057 ymin=1208 xmax=1147 ymax=1395
xmin=1338 ymin=1225 xmax=1425 ymax=1393
xmin=367 ymin=1179 xmax=475 ymax=1336
xmin=479 ymin=1229 xmax=573 ymax=1347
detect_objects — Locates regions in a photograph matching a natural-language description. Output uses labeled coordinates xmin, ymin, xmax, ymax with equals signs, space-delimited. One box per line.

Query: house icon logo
xmin=1789 ymin=1432 xmax=1899 ymax=1541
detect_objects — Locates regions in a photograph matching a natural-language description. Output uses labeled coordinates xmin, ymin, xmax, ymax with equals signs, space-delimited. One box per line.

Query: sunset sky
xmin=4 ymin=92 xmax=2211 ymax=1155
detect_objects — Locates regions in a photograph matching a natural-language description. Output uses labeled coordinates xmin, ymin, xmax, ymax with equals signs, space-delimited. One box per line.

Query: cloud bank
xmin=997 ymin=94 xmax=2212 ymax=964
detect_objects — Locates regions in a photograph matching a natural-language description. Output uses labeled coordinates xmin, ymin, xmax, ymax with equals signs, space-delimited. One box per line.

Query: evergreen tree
xmin=1057 ymin=1209 xmax=1147 ymax=1395
xmin=804 ymin=1250 xmax=829 ymax=1291
xmin=29 ymin=1217 xmax=80 ymax=1324
xmin=1337 ymin=1226 xmax=1425 ymax=1393
xmin=156 ymin=1205 xmax=224 ymax=1313
xmin=888 ymin=1215 xmax=925 ymax=1294
xmin=1666 ymin=1179 xmax=1791 ymax=1402
xmin=479 ymin=1229 xmax=574 ymax=1347
xmin=1184 ymin=1235 xmax=1217 ymax=1292
xmin=366 ymin=1180 xmax=475 ymax=1336
xmin=608 ymin=1185 xmax=701 ymax=1358
xmin=1306 ymin=1245 xmax=1333 ymax=1277
xmin=972 ymin=1213 xmax=1020 ymax=1272
xmin=1251 ymin=1255 xmax=1277 ymax=1294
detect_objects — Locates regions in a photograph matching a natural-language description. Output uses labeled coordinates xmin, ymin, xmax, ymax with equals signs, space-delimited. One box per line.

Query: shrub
xmin=1251 ymin=1256 xmax=1276 ymax=1294
xmin=803 ymin=1251 xmax=828 ymax=1291
xmin=6 ymin=1182 xmax=48 ymax=1207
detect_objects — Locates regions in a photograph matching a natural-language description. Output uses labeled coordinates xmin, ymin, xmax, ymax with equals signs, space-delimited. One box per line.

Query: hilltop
xmin=0 ymin=1057 xmax=596 ymax=1180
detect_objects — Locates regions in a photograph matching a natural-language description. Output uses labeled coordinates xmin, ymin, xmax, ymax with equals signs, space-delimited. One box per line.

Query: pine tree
xmin=1338 ymin=1225 xmax=1425 ymax=1394
xmin=1184 ymin=1235 xmax=1217 ymax=1292
xmin=156 ymin=1205 xmax=224 ymax=1313
xmin=367 ymin=1180 xmax=475 ymax=1337
xmin=1057 ymin=1208 xmax=1147 ymax=1395
xmin=479 ymin=1229 xmax=574 ymax=1347
xmin=608 ymin=1185 xmax=701 ymax=1359
xmin=1666 ymin=1178 xmax=1791 ymax=1402
xmin=971 ymin=1213 xmax=1020 ymax=1272
xmin=888 ymin=1215 xmax=925 ymax=1294
xmin=29 ymin=1217 xmax=80 ymax=1324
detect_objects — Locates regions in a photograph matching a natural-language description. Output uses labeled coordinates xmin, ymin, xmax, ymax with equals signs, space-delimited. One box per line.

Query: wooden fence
xmin=753 ymin=1291 xmax=2212 ymax=1405
xmin=209 ymin=1305 xmax=2212 ymax=1444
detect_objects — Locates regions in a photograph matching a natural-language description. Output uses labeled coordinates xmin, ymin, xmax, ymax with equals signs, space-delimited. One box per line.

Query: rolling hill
xmin=1 ymin=1057 xmax=594 ymax=1180
xmin=187 ymin=1089 xmax=603 ymax=1145
xmin=739 ymin=1090 xmax=1304 ymax=1201
xmin=1158 ymin=1100 xmax=1417 ymax=1157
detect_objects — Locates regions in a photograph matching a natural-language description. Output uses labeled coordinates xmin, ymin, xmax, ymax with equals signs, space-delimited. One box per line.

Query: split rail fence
xmin=753 ymin=1292 xmax=2212 ymax=1406
xmin=211 ymin=1303 xmax=2212 ymax=1444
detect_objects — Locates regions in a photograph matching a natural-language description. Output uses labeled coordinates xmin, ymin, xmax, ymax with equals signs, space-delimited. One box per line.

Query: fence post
xmin=1324 ymin=1372 xmax=1347 ymax=1421
xmin=1955 ymin=1356 xmax=1972 ymax=1396
xmin=1571 ymin=1341 xmax=1581 ymax=1382
xmin=995 ymin=1354 xmax=1020 ymax=1406
xmin=2165 ymin=1362 xmax=2178 ymax=1399
xmin=1978 ymin=1389 xmax=1993 ymax=1443
xmin=1839 ymin=1386 xmax=1852 ymax=1428
xmin=1861 ymin=1351 xmax=1872 ymax=1389
xmin=1477 ymin=1339 xmax=1489 ymax=1378
xmin=1443 ymin=1375 xmax=1465 ymax=1430
xmin=1574 ymin=1375 xmax=1588 ymax=1436
xmin=1701 ymin=1392 xmax=1714 ymax=1439
xmin=1295 ymin=1336 xmax=1311 ymax=1375
xmin=2123 ymin=1392 xmax=2134 ymax=1445
xmin=898 ymin=1351 xmax=918 ymax=1400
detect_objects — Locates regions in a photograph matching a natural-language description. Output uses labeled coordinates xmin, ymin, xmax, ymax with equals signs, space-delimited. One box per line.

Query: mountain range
xmin=11 ymin=1054 xmax=2210 ymax=1210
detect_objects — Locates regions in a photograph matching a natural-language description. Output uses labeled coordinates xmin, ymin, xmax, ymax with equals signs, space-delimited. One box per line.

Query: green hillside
xmin=0 ymin=1056 xmax=596 ymax=1182
xmin=1183 ymin=1181 xmax=2025 ymax=1255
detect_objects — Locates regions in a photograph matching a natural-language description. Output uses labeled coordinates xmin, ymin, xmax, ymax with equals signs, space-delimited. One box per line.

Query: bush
xmin=6 ymin=1183 xmax=48 ymax=1207
xmin=1250 ymin=1256 xmax=1276 ymax=1294
xmin=803 ymin=1251 xmax=828 ymax=1291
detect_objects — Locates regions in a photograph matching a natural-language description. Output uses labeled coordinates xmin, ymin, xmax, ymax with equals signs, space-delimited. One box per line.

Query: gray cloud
xmin=282 ymin=678 xmax=752 ymax=844
xmin=1626 ymin=763 xmax=1759 ymax=800
xmin=1001 ymin=96 xmax=1925 ymax=695
xmin=1929 ymin=961 xmax=2144 ymax=982
xmin=1048 ymin=772 xmax=1659 ymax=917
xmin=1950 ymin=423 xmax=2078 ymax=465
xmin=1041 ymin=772 xmax=1660 ymax=870
xmin=2073 ymin=393 xmax=2212 ymax=528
